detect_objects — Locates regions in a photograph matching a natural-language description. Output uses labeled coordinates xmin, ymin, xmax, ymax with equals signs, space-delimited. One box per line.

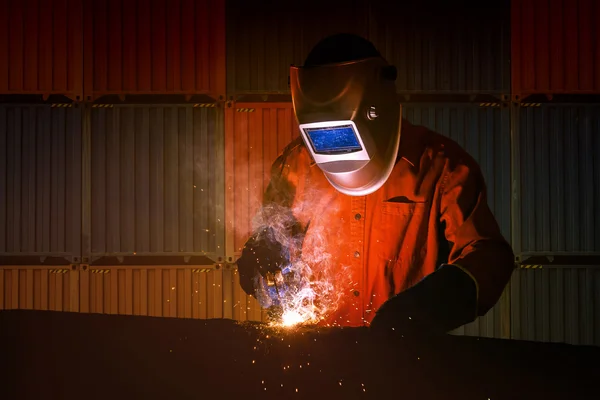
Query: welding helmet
xmin=290 ymin=34 xmax=401 ymax=196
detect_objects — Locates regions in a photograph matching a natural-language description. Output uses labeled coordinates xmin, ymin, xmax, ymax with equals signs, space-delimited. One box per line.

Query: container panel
xmin=515 ymin=104 xmax=600 ymax=254
xmin=226 ymin=0 xmax=369 ymax=95
xmin=403 ymin=104 xmax=512 ymax=241
xmin=0 ymin=0 xmax=84 ymax=99
xmin=79 ymin=265 xmax=231 ymax=318
xmin=0 ymin=266 xmax=79 ymax=312
xmin=83 ymin=0 xmax=225 ymax=100
xmin=90 ymin=105 xmax=225 ymax=260
xmin=511 ymin=0 xmax=600 ymax=97
xmin=231 ymin=267 xmax=266 ymax=322
xmin=0 ymin=105 xmax=82 ymax=261
xmin=510 ymin=267 xmax=599 ymax=346
xmin=370 ymin=0 xmax=510 ymax=94
xmin=224 ymin=103 xmax=300 ymax=259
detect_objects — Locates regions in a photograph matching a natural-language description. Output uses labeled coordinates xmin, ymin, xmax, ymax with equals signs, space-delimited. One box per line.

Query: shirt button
xmin=354 ymin=213 xmax=361 ymax=220
xmin=354 ymin=251 xmax=360 ymax=258
xmin=353 ymin=290 xmax=360 ymax=297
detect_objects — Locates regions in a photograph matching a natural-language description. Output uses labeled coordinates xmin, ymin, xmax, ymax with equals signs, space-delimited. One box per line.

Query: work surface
xmin=1 ymin=310 xmax=598 ymax=400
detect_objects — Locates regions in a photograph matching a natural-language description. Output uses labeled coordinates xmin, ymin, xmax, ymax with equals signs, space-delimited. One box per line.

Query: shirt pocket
xmin=375 ymin=201 xmax=429 ymax=263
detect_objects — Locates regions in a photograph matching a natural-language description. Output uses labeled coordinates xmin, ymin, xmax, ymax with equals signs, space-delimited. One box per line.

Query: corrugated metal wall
xmin=83 ymin=0 xmax=226 ymax=101
xmin=89 ymin=104 xmax=225 ymax=260
xmin=0 ymin=266 xmax=79 ymax=312
xmin=80 ymin=264 xmax=265 ymax=322
xmin=511 ymin=266 xmax=599 ymax=346
xmin=226 ymin=0 xmax=369 ymax=95
xmin=0 ymin=264 xmax=264 ymax=322
xmin=224 ymin=103 xmax=300 ymax=260
xmin=0 ymin=0 xmax=84 ymax=100
xmin=370 ymin=0 xmax=510 ymax=94
xmin=511 ymin=0 xmax=600 ymax=99
xmin=513 ymin=104 xmax=600 ymax=254
xmin=79 ymin=265 xmax=230 ymax=318
xmin=227 ymin=0 xmax=509 ymax=96
xmin=0 ymin=105 xmax=82 ymax=262
xmin=403 ymin=103 xmax=512 ymax=241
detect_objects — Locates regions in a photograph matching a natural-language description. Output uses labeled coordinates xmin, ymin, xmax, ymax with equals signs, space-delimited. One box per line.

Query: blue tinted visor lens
xmin=305 ymin=125 xmax=362 ymax=154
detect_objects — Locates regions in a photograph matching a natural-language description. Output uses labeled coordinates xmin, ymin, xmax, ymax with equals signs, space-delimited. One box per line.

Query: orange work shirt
xmin=259 ymin=119 xmax=515 ymax=327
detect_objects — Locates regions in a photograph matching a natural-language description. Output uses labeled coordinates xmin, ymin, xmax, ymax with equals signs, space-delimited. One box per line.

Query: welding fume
xmin=237 ymin=34 xmax=515 ymax=338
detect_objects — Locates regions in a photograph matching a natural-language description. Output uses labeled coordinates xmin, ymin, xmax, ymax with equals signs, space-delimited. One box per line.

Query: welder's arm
xmin=438 ymin=162 xmax=515 ymax=321
xmin=237 ymin=143 xmax=304 ymax=298
xmin=371 ymin=163 xmax=514 ymax=336
xmin=237 ymin=228 xmax=287 ymax=296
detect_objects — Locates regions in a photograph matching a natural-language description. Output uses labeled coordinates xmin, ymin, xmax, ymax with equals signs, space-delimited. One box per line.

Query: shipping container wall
xmin=513 ymin=104 xmax=600 ymax=255
xmin=0 ymin=0 xmax=84 ymax=100
xmin=77 ymin=265 xmax=263 ymax=322
xmin=510 ymin=267 xmax=600 ymax=346
xmin=83 ymin=0 xmax=226 ymax=101
xmin=511 ymin=0 xmax=600 ymax=98
xmin=402 ymin=103 xmax=512 ymax=241
xmin=224 ymin=103 xmax=300 ymax=260
xmin=0 ymin=266 xmax=79 ymax=312
xmin=78 ymin=265 xmax=237 ymax=319
xmin=0 ymin=105 xmax=82 ymax=262
xmin=88 ymin=104 xmax=225 ymax=262
xmin=370 ymin=0 xmax=510 ymax=95
xmin=226 ymin=0 xmax=369 ymax=95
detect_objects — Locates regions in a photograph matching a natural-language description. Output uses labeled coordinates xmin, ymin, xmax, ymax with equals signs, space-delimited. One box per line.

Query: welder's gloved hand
xmin=236 ymin=227 xmax=289 ymax=297
xmin=370 ymin=264 xmax=478 ymax=340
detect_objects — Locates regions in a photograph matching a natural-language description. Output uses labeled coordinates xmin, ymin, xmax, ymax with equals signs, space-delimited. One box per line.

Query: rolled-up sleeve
xmin=439 ymin=160 xmax=515 ymax=316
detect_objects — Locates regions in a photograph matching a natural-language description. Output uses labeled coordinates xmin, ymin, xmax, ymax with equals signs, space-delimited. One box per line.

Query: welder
xmin=237 ymin=34 xmax=515 ymax=337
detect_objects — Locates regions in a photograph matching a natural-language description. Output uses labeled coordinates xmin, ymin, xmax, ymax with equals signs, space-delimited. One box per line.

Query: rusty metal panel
xmin=224 ymin=103 xmax=300 ymax=261
xmin=89 ymin=104 xmax=225 ymax=262
xmin=79 ymin=265 xmax=231 ymax=318
xmin=83 ymin=0 xmax=226 ymax=101
xmin=0 ymin=0 xmax=84 ymax=100
xmin=0 ymin=266 xmax=79 ymax=312
xmin=226 ymin=0 xmax=369 ymax=95
xmin=0 ymin=104 xmax=82 ymax=262
xmin=510 ymin=266 xmax=599 ymax=346
xmin=370 ymin=0 xmax=510 ymax=95
xmin=513 ymin=104 xmax=600 ymax=255
xmin=402 ymin=103 xmax=512 ymax=241
xmin=511 ymin=0 xmax=600 ymax=99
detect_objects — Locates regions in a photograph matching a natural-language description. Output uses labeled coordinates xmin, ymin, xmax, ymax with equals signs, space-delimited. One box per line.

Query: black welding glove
xmin=369 ymin=264 xmax=478 ymax=339
xmin=237 ymin=227 xmax=288 ymax=297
